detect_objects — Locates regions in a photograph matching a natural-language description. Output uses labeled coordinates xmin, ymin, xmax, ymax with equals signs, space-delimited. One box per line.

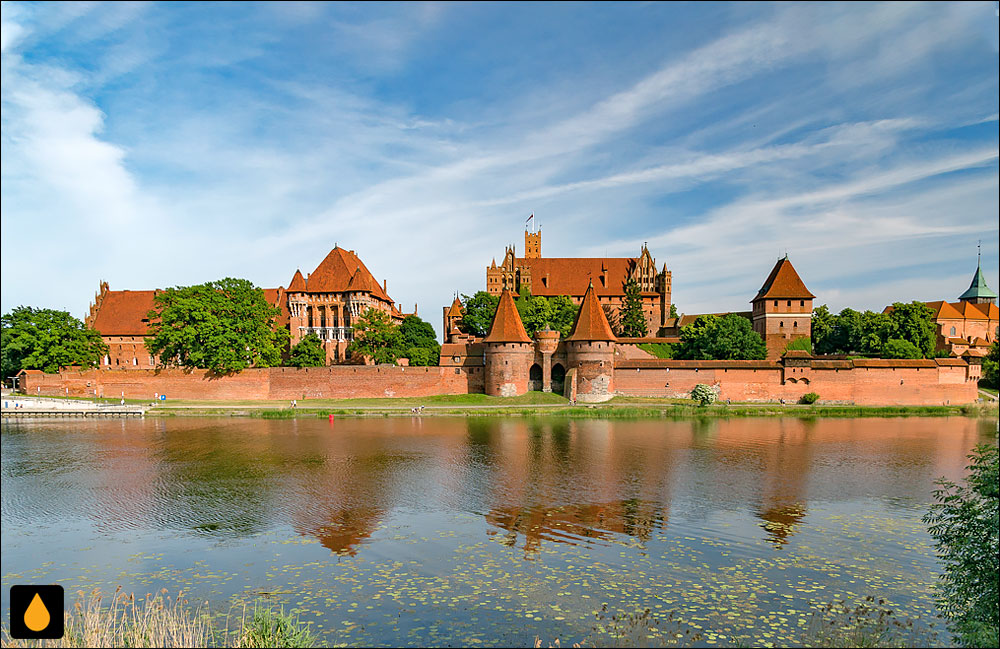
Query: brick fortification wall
xmin=22 ymin=366 xmax=484 ymax=401
xmin=613 ymin=359 xmax=978 ymax=406
xmin=19 ymin=358 xmax=976 ymax=406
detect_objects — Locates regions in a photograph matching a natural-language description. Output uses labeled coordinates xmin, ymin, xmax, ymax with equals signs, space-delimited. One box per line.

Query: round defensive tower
xmin=565 ymin=282 xmax=617 ymax=402
xmin=482 ymin=289 xmax=534 ymax=397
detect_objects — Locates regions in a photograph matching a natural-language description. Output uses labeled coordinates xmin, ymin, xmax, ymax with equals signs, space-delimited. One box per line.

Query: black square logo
xmin=9 ymin=585 xmax=64 ymax=639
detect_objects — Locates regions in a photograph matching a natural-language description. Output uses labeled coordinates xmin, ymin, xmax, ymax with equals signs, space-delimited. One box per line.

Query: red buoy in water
xmin=328 ymin=414 xmax=334 ymax=423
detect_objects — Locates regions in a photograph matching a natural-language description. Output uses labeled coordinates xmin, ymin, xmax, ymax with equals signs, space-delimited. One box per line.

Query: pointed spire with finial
xmin=566 ymin=281 xmax=617 ymax=342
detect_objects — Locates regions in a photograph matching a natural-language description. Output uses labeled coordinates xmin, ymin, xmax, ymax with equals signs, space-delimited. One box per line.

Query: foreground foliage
xmin=0 ymin=588 xmax=316 ymax=648
xmin=923 ymin=444 xmax=999 ymax=648
xmin=146 ymin=278 xmax=287 ymax=374
xmin=1 ymin=307 xmax=107 ymax=378
xmin=981 ymin=340 xmax=998 ymax=389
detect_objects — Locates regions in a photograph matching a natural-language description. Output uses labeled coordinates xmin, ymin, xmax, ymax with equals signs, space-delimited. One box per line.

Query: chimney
xmin=383 ymin=279 xmax=387 ymax=293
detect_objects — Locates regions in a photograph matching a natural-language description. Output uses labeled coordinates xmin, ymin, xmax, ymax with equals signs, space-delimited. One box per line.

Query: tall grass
xmin=0 ymin=588 xmax=316 ymax=649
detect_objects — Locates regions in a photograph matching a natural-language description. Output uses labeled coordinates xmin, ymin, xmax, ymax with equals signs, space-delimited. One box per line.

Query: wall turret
xmin=565 ymin=282 xmax=616 ymax=402
xmin=482 ymin=289 xmax=534 ymax=397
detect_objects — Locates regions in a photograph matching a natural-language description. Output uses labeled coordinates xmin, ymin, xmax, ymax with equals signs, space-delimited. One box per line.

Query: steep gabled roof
xmin=483 ymin=289 xmax=531 ymax=343
xmin=955 ymin=300 xmax=990 ymax=320
xmin=958 ymin=262 xmax=998 ymax=301
xmin=753 ymin=256 xmax=815 ymax=301
xmin=305 ymin=247 xmax=391 ymax=301
xmin=89 ymin=290 xmax=159 ymax=336
xmin=287 ymin=269 xmax=306 ymax=292
xmin=923 ymin=300 xmax=965 ymax=319
xmin=566 ymin=281 xmax=617 ymax=342
xmin=346 ymin=266 xmax=377 ymax=293
xmin=447 ymin=297 xmax=463 ymax=318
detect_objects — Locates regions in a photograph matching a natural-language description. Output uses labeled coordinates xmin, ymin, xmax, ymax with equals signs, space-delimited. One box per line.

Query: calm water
xmin=2 ymin=416 xmax=996 ymax=646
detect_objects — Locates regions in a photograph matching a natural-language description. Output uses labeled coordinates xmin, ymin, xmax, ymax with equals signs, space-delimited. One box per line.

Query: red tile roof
xmin=753 ymin=257 xmax=815 ymax=301
xmin=447 ymin=297 xmax=463 ymax=318
xmin=518 ymin=257 xmax=659 ymax=297
xmin=483 ymin=289 xmax=531 ymax=343
xmin=305 ymin=247 xmax=391 ymax=301
xmin=287 ymin=270 xmax=306 ymax=292
xmin=566 ymin=282 xmax=616 ymax=342
xmin=90 ymin=290 xmax=159 ymax=336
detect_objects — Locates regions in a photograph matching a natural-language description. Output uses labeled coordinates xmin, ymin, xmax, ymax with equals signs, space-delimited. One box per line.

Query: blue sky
xmin=2 ymin=1 xmax=998 ymax=336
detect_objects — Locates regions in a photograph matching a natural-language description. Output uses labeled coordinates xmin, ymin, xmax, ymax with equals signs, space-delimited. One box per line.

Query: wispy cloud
xmin=1 ymin=2 xmax=996 ymax=335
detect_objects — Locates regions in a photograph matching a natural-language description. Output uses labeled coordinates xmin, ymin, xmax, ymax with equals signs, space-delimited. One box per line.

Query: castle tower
xmin=443 ymin=296 xmax=464 ymax=343
xmin=483 ymin=289 xmax=534 ymax=397
xmin=751 ymin=255 xmax=815 ymax=359
xmin=957 ymin=251 xmax=998 ymax=305
xmin=565 ymin=281 xmax=617 ymax=402
xmin=524 ymin=227 xmax=541 ymax=259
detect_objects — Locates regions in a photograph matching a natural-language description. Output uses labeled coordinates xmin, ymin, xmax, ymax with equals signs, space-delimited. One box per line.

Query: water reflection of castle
xmin=80 ymin=417 xmax=987 ymax=556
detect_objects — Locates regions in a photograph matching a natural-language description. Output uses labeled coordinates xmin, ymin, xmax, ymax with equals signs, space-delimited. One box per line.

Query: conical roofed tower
xmin=483 ymin=289 xmax=533 ymax=397
xmin=567 ymin=281 xmax=616 ymax=342
xmin=483 ymin=289 xmax=531 ymax=343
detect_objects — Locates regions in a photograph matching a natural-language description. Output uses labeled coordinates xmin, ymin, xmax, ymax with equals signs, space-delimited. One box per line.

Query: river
xmin=2 ymin=415 xmax=995 ymax=646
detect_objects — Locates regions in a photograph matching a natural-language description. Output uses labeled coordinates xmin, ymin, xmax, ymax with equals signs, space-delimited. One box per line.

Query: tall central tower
xmin=524 ymin=228 xmax=541 ymax=259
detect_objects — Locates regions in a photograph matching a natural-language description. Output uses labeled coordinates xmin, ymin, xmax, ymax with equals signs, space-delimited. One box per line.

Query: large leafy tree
xmin=459 ymin=291 xmax=500 ymax=337
xmin=399 ymin=315 xmax=440 ymax=366
xmin=619 ymin=278 xmax=648 ymax=337
xmin=287 ymin=333 xmax=326 ymax=367
xmin=145 ymin=278 xmax=287 ymax=374
xmin=516 ymin=293 xmax=578 ymax=338
xmin=676 ymin=314 xmax=767 ymax=360
xmin=811 ymin=301 xmax=937 ymax=358
xmin=348 ymin=308 xmax=403 ymax=364
xmin=1 ymin=307 xmax=108 ymax=377
xmin=923 ymin=444 xmax=999 ymax=648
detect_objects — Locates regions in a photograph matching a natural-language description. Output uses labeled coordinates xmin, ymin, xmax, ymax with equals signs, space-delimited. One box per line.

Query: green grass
xmin=636 ymin=342 xmax=676 ymax=359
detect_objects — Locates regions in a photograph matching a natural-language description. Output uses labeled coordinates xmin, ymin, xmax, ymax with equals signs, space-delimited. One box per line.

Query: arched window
xmin=779 ymin=321 xmax=784 ymax=328
xmin=950 ymin=326 xmax=956 ymax=336
xmin=793 ymin=321 xmax=798 ymax=328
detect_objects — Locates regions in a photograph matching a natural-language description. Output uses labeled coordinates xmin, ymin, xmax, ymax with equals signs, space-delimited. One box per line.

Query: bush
xmin=799 ymin=392 xmax=819 ymax=405
xmin=690 ymin=384 xmax=717 ymax=407
xmin=922 ymin=444 xmax=999 ymax=648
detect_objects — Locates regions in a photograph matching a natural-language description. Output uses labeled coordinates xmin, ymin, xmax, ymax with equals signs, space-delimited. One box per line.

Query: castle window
xmin=950 ymin=326 xmax=956 ymax=336
xmin=787 ymin=300 xmax=791 ymax=307
xmin=773 ymin=300 xmax=778 ymax=307
xmin=793 ymin=321 xmax=798 ymax=328
xmin=800 ymin=300 xmax=804 ymax=307
xmin=780 ymin=321 xmax=784 ymax=328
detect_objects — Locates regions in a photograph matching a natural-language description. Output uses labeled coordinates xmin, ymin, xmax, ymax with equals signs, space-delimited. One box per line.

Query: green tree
xmin=399 ymin=315 xmax=440 ymax=366
xmin=923 ymin=444 xmax=999 ymax=648
xmin=545 ymin=295 xmax=579 ymax=338
xmin=882 ymin=338 xmax=922 ymax=359
xmin=669 ymin=303 xmax=679 ymax=319
xmin=1 ymin=306 xmax=108 ymax=378
xmin=287 ymin=333 xmax=326 ymax=367
xmin=676 ymin=314 xmax=767 ymax=360
xmin=620 ymin=278 xmax=648 ymax=337
xmin=348 ymin=308 xmax=403 ymax=365
xmin=459 ymin=291 xmax=500 ymax=337
xmin=886 ymin=301 xmax=937 ymax=358
xmin=146 ymin=278 xmax=288 ymax=374
xmin=811 ymin=304 xmax=839 ymax=355
xmin=982 ymin=341 xmax=998 ymax=389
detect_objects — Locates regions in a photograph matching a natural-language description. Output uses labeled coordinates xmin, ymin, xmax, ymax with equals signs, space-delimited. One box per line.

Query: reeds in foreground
xmin=0 ymin=587 xmax=316 ymax=649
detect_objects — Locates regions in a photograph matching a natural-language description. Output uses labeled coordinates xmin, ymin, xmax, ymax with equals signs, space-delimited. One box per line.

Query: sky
xmin=2 ymin=1 xmax=998 ymax=338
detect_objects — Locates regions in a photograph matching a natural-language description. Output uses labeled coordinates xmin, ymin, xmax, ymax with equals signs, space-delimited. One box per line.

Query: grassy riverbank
xmin=136 ymin=393 xmax=998 ymax=419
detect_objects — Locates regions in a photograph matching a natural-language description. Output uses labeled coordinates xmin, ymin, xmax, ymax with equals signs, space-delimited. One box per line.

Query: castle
xmin=85 ymin=245 xmax=413 ymax=368
xmin=47 ymin=226 xmax=984 ymax=407
xmin=485 ymin=227 xmax=672 ymax=335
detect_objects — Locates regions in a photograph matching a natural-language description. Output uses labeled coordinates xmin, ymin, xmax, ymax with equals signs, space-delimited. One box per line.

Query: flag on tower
xmin=526 ymin=213 xmax=533 ymax=224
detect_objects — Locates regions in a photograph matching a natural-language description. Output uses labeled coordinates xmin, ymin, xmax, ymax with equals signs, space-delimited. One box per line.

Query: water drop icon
xmin=24 ymin=593 xmax=50 ymax=632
